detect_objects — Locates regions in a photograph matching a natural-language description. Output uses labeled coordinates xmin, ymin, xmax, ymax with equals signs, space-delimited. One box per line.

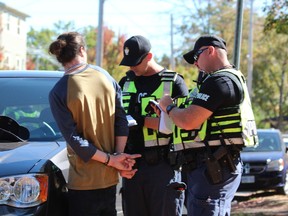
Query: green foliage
xmin=264 ymin=0 xmax=288 ymax=34
xmin=27 ymin=22 xmax=74 ymax=70
xmin=175 ymin=0 xmax=288 ymax=131
xmin=252 ymin=31 xmax=288 ymax=131
xmin=172 ymin=0 xmax=239 ymax=90
xmin=82 ymin=26 xmax=97 ymax=64
xmin=26 ymin=21 xmax=127 ymax=81
xmin=27 ymin=27 xmax=58 ymax=70
xmin=53 ymin=21 xmax=76 ymax=35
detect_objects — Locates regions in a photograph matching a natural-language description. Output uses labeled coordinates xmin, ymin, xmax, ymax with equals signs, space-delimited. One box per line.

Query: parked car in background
xmin=238 ymin=128 xmax=288 ymax=195
xmin=0 ymin=71 xmax=69 ymax=216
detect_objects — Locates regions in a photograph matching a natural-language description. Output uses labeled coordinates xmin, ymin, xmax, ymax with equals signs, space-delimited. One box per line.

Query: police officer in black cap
xmin=119 ymin=35 xmax=189 ymax=216
xmin=159 ymin=35 xmax=258 ymax=216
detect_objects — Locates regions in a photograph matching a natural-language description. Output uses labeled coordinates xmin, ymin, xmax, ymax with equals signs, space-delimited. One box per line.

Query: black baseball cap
xmin=183 ymin=35 xmax=227 ymax=64
xmin=119 ymin=35 xmax=151 ymax=66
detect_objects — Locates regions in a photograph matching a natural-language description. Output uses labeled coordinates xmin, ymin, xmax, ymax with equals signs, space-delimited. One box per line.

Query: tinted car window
xmin=243 ymin=131 xmax=281 ymax=152
xmin=283 ymin=135 xmax=288 ymax=148
xmin=0 ymin=77 xmax=62 ymax=141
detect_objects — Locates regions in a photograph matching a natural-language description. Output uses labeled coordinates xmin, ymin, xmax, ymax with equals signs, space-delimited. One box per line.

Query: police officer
xmin=159 ymin=35 xmax=258 ymax=216
xmin=119 ymin=35 xmax=189 ymax=216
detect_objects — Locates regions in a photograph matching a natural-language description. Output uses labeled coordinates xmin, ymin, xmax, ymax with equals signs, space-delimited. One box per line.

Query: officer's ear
xmin=208 ymin=46 xmax=218 ymax=56
xmin=146 ymin=52 xmax=153 ymax=61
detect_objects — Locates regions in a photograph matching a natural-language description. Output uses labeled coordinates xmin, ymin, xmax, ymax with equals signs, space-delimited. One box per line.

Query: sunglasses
xmin=193 ymin=48 xmax=208 ymax=62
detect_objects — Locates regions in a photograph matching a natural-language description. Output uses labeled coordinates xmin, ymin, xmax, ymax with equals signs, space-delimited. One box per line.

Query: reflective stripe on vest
xmin=122 ymin=81 xmax=136 ymax=113
xmin=173 ymin=137 xmax=244 ymax=151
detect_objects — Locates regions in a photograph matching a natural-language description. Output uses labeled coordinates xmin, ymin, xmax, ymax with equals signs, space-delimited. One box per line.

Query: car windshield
xmin=243 ymin=131 xmax=282 ymax=152
xmin=283 ymin=135 xmax=288 ymax=146
xmin=0 ymin=77 xmax=63 ymax=141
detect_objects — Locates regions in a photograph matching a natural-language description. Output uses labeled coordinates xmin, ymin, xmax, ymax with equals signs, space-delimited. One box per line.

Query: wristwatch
xmin=166 ymin=104 xmax=177 ymax=115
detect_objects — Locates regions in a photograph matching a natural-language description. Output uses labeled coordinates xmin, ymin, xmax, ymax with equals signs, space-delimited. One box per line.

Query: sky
xmin=1 ymin=0 xmax=180 ymax=58
xmin=1 ymin=0 xmax=268 ymax=58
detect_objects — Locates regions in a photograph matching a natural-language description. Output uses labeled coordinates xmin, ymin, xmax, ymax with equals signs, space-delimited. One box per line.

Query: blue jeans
xmin=122 ymin=159 xmax=185 ymax=216
xmin=186 ymin=158 xmax=242 ymax=216
xmin=68 ymin=185 xmax=117 ymax=216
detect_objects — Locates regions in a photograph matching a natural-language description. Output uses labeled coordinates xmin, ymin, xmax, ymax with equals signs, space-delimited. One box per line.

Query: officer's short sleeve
xmin=192 ymin=76 xmax=235 ymax=112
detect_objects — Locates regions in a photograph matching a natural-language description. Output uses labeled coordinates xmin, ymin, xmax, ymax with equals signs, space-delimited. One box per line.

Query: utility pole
xmin=170 ymin=14 xmax=175 ymax=70
xmin=96 ymin=0 xmax=105 ymax=67
xmin=247 ymin=0 xmax=254 ymax=97
xmin=233 ymin=0 xmax=244 ymax=70
xmin=207 ymin=0 xmax=211 ymax=34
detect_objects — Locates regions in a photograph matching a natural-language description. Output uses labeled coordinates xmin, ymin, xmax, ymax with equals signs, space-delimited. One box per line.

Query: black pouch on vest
xmin=205 ymin=154 xmax=223 ymax=184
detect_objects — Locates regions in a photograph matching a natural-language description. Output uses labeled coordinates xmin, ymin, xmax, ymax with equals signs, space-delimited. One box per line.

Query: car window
xmin=283 ymin=135 xmax=288 ymax=148
xmin=0 ymin=77 xmax=62 ymax=141
xmin=243 ymin=131 xmax=281 ymax=152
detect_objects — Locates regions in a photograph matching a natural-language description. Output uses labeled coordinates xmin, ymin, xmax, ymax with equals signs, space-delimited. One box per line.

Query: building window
xmin=5 ymin=56 xmax=9 ymax=64
xmin=6 ymin=14 xmax=10 ymax=31
xmin=17 ymin=18 xmax=21 ymax=34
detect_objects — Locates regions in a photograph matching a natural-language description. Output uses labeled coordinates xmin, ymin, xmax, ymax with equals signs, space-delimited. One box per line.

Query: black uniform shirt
xmin=192 ymin=73 xmax=242 ymax=112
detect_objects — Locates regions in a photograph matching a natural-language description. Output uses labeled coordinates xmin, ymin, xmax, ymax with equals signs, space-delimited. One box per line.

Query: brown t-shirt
xmin=49 ymin=65 xmax=128 ymax=190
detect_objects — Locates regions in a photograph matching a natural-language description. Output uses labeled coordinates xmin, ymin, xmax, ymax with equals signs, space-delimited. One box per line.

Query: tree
xmin=260 ymin=0 xmax=288 ymax=131
xmin=82 ymin=25 xmax=127 ymax=81
xmin=252 ymin=31 xmax=288 ymax=131
xmin=174 ymin=0 xmax=288 ymax=131
xmin=27 ymin=26 xmax=60 ymax=70
xmin=26 ymin=22 xmax=128 ymax=81
xmin=173 ymin=0 xmax=240 ymax=87
xmin=264 ymin=0 xmax=288 ymax=34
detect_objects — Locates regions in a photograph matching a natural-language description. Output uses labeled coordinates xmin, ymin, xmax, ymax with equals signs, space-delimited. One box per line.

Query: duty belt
xmin=142 ymin=146 xmax=170 ymax=165
xmin=181 ymin=147 xmax=241 ymax=172
xmin=173 ymin=137 xmax=244 ymax=151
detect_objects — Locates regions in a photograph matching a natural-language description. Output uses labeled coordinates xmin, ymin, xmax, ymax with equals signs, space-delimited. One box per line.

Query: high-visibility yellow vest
xmin=172 ymin=69 xmax=258 ymax=151
xmin=122 ymin=71 xmax=178 ymax=147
